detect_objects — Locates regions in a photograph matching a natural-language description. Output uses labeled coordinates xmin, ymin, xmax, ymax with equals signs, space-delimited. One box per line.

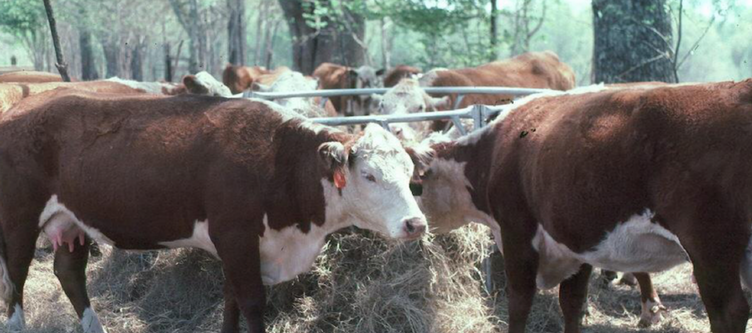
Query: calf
xmin=0 ymin=91 xmax=427 ymax=333
xmin=312 ymin=63 xmax=382 ymax=116
xmin=410 ymin=81 xmax=752 ymax=333
xmin=253 ymin=71 xmax=337 ymax=118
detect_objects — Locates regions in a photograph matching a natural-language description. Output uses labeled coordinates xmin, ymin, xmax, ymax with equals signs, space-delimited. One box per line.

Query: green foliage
xmin=0 ymin=0 xmax=45 ymax=36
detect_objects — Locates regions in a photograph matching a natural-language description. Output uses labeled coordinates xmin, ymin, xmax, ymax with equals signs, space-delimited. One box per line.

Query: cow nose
xmin=403 ymin=217 xmax=427 ymax=238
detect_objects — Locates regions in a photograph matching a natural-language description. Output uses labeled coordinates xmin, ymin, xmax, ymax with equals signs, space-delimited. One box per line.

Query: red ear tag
xmin=333 ymin=170 xmax=346 ymax=189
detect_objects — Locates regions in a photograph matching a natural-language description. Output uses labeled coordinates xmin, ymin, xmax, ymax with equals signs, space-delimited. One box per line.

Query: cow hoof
xmin=638 ymin=300 xmax=667 ymax=327
xmin=618 ymin=272 xmax=638 ymax=287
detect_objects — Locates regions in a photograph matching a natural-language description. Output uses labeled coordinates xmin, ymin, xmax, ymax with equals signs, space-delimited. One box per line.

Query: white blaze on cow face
xmin=378 ymin=78 xmax=430 ymax=116
xmin=339 ymin=124 xmax=427 ymax=239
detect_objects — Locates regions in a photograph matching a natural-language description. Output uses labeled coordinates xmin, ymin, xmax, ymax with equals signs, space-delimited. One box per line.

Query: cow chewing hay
xmin=3 ymin=226 xmax=749 ymax=332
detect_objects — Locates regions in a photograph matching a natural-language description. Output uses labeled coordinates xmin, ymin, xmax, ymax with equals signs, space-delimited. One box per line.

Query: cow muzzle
xmin=402 ymin=217 xmax=427 ymax=239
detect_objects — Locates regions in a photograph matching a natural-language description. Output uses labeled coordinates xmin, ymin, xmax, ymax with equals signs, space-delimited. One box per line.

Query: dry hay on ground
xmin=2 ymin=224 xmax=750 ymax=333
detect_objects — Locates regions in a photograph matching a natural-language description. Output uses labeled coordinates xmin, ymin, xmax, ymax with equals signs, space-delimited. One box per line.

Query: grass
xmin=2 ymin=224 xmax=750 ymax=333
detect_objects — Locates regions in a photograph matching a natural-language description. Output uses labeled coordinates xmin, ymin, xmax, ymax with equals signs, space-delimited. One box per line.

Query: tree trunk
xmin=278 ymin=0 xmax=365 ymax=74
xmin=592 ymin=0 xmax=676 ymax=83
xmin=79 ymin=28 xmax=99 ymax=80
xmin=227 ymin=0 xmax=246 ymax=65
xmin=42 ymin=0 xmax=71 ymax=81
xmin=130 ymin=37 xmax=145 ymax=81
xmin=490 ymin=0 xmax=498 ymax=61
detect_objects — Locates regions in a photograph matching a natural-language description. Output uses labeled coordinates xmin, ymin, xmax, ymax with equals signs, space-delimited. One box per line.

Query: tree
xmin=278 ymin=0 xmax=366 ymax=74
xmin=77 ymin=6 xmax=99 ymax=80
xmin=170 ymin=0 xmax=208 ymax=73
xmin=592 ymin=0 xmax=677 ymax=83
xmin=508 ymin=0 xmax=546 ymax=56
xmin=0 ymin=0 xmax=49 ymax=70
xmin=227 ymin=0 xmax=246 ymax=65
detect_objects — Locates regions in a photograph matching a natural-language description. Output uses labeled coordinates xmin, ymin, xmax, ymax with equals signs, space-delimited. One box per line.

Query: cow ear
xmin=183 ymin=75 xmax=209 ymax=95
xmin=428 ymin=96 xmax=451 ymax=110
xmin=404 ymin=144 xmax=435 ymax=184
xmin=318 ymin=142 xmax=349 ymax=188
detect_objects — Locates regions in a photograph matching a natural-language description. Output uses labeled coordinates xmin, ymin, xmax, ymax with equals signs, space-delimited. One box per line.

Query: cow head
xmin=255 ymin=71 xmax=325 ymax=117
xmin=319 ymin=123 xmax=427 ymax=239
xmin=378 ymin=78 xmax=450 ymax=116
xmin=183 ymin=72 xmax=233 ymax=97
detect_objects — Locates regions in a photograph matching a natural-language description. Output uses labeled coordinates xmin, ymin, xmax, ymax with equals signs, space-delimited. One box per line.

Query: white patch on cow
xmin=248 ymin=98 xmax=335 ymax=135
xmin=639 ymin=298 xmax=666 ymax=327
xmin=191 ymin=71 xmax=232 ymax=97
xmin=417 ymin=69 xmax=446 ymax=87
xmin=39 ymin=195 xmax=115 ymax=246
xmin=81 ymin=307 xmax=108 ymax=333
xmin=105 ymin=77 xmax=174 ymax=95
xmin=259 ymin=71 xmax=327 ymax=118
xmin=531 ymin=209 xmax=689 ymax=289
xmin=0 ymin=255 xmax=12 ymax=303
xmin=159 ymin=220 xmax=218 ymax=258
xmin=6 ymin=304 xmax=25 ymax=331
xmin=258 ymin=216 xmax=330 ymax=285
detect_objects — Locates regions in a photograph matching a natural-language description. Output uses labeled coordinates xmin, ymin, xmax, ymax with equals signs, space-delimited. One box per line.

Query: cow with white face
xmin=254 ymin=71 xmax=337 ymax=118
xmin=372 ymin=78 xmax=450 ymax=143
xmin=0 ymin=90 xmax=426 ymax=333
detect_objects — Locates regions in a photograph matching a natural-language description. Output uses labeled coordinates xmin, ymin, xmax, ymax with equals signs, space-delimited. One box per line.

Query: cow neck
xmin=264 ymin=119 xmax=354 ymax=236
xmin=435 ymin=129 xmax=495 ymax=217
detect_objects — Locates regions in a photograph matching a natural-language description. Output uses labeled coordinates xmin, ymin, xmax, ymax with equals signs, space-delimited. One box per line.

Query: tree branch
xmin=42 ymin=0 xmax=71 ymax=82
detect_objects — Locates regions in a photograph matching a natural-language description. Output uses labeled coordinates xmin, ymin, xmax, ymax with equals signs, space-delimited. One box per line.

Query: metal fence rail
xmin=246 ymin=86 xmax=553 ymax=110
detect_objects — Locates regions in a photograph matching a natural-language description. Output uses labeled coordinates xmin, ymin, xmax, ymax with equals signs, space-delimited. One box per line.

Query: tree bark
xmin=130 ymin=36 xmax=145 ymax=81
xmin=592 ymin=0 xmax=676 ymax=83
xmin=42 ymin=0 xmax=71 ymax=82
xmin=227 ymin=0 xmax=246 ymax=65
xmin=170 ymin=0 xmax=206 ymax=74
xmin=278 ymin=0 xmax=366 ymax=74
xmin=490 ymin=0 xmax=498 ymax=61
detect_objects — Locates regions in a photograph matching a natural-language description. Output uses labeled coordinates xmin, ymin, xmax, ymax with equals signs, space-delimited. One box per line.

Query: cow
xmin=222 ymin=64 xmax=270 ymax=94
xmin=0 ymin=70 xmax=69 ymax=83
xmin=0 ymin=71 xmax=234 ymax=114
xmin=378 ymin=51 xmax=575 ymax=132
xmin=383 ymin=65 xmax=422 ymax=88
xmin=253 ymin=71 xmax=337 ymax=118
xmin=408 ymin=80 xmax=752 ymax=333
xmin=0 ymin=90 xmax=427 ymax=333
xmin=374 ymin=78 xmax=451 ymax=143
xmin=312 ymin=63 xmax=382 ymax=116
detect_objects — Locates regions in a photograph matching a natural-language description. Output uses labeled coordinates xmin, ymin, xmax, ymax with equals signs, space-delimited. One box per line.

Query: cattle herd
xmin=0 ymin=51 xmax=750 ymax=333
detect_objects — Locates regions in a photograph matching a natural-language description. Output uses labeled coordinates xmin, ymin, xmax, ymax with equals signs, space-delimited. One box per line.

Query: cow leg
xmin=3 ymin=222 xmax=39 ymax=331
xmin=500 ymin=231 xmax=539 ymax=333
xmin=634 ymin=272 xmax=665 ymax=327
xmin=221 ymin=283 xmax=241 ymax=333
xmin=53 ymin=237 xmax=107 ymax=333
xmin=213 ymin=228 xmax=265 ymax=333
xmin=559 ymin=264 xmax=592 ymax=333
xmin=690 ymin=252 xmax=749 ymax=332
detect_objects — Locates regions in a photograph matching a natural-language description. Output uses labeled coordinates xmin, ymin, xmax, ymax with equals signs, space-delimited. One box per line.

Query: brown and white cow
xmin=379 ymin=51 xmax=575 ymax=132
xmin=409 ymin=81 xmax=752 ymax=333
xmin=253 ymin=71 xmax=337 ymax=118
xmin=0 ymin=71 xmax=235 ymax=114
xmin=383 ymin=65 xmax=422 ymax=88
xmin=0 ymin=90 xmax=427 ymax=333
xmin=0 ymin=70 xmax=68 ymax=83
xmin=312 ymin=62 xmax=382 ymax=116
xmin=222 ymin=64 xmax=270 ymax=94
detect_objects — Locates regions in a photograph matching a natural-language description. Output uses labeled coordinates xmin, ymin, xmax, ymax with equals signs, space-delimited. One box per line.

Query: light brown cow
xmin=312 ymin=63 xmax=381 ymax=116
xmin=0 ymin=72 xmax=233 ymax=114
xmin=0 ymin=90 xmax=427 ymax=333
xmin=0 ymin=70 xmax=68 ymax=83
xmin=409 ymin=81 xmax=752 ymax=333
xmin=383 ymin=65 xmax=422 ymax=88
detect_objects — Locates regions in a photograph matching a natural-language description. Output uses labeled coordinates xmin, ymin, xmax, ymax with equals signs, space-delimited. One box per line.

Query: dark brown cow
xmin=410 ymin=81 xmax=752 ymax=333
xmin=0 ymin=91 xmax=427 ymax=333
xmin=383 ymin=65 xmax=422 ymax=88
xmin=312 ymin=62 xmax=381 ymax=116
xmin=0 ymin=70 xmax=68 ymax=83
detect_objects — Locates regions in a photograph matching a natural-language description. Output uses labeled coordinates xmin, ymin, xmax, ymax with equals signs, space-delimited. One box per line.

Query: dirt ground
xmin=2 ymin=224 xmax=750 ymax=333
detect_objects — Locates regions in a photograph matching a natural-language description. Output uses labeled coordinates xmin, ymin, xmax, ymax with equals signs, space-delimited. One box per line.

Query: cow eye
xmin=363 ymin=173 xmax=376 ymax=182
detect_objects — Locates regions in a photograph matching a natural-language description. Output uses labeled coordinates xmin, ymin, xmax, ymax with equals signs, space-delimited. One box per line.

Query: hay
xmin=2 ymin=225 xmax=749 ymax=333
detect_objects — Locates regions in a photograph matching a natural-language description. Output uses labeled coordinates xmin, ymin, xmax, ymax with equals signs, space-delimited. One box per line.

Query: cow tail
xmin=0 ymin=224 xmax=12 ymax=303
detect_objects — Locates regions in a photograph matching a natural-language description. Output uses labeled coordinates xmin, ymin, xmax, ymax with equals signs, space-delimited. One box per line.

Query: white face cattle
xmin=373 ymin=78 xmax=450 ymax=143
xmin=335 ymin=123 xmax=427 ymax=239
xmin=183 ymin=71 xmax=234 ymax=97
xmin=254 ymin=71 xmax=326 ymax=117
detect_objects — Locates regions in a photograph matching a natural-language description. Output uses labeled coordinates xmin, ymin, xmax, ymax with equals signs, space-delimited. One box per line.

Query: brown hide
xmin=422 ymin=81 xmax=752 ymax=333
xmin=383 ymin=65 xmax=422 ymax=88
xmin=222 ymin=64 xmax=270 ymax=94
xmin=0 ymin=70 xmax=69 ymax=83
xmin=0 ymin=81 xmax=146 ymax=113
